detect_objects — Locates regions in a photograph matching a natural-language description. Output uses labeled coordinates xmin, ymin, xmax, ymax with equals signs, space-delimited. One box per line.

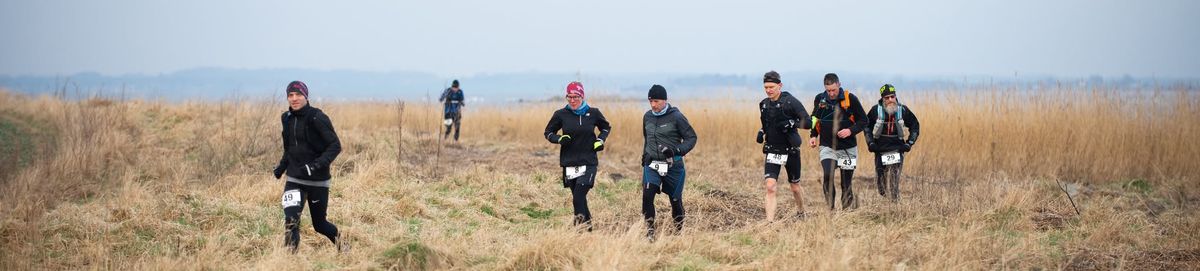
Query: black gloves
xmin=900 ymin=143 xmax=912 ymax=152
xmin=756 ymin=130 xmax=765 ymax=144
xmin=660 ymin=146 xmax=675 ymax=159
xmin=868 ymin=142 xmax=879 ymax=153
xmin=273 ymin=164 xmax=286 ymax=179
xmin=557 ymin=135 xmax=573 ymax=144
xmin=593 ymin=139 xmax=605 ymax=151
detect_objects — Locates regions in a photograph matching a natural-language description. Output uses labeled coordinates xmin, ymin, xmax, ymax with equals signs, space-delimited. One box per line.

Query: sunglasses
xmin=566 ymin=95 xmax=582 ymax=100
xmin=883 ymin=95 xmax=896 ymax=100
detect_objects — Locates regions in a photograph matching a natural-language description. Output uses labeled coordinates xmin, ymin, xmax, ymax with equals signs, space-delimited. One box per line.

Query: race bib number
xmin=443 ymin=118 xmax=454 ymax=126
xmin=837 ymin=158 xmax=857 ymax=170
xmin=649 ymin=161 xmax=669 ymax=176
xmin=564 ymin=165 xmax=587 ymax=180
xmin=281 ymin=189 xmax=302 ymax=208
xmin=765 ymin=153 xmax=788 ymax=165
xmin=881 ymin=152 xmax=902 ymax=166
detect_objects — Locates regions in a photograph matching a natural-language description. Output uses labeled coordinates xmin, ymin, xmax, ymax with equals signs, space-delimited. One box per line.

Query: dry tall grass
xmin=0 ymin=86 xmax=1197 ymax=270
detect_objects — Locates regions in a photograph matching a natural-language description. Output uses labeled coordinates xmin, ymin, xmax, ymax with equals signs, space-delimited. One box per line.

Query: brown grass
xmin=0 ymin=86 xmax=1197 ymax=270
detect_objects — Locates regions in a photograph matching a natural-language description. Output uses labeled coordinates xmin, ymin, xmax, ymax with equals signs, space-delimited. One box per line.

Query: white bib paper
xmin=765 ymin=153 xmax=788 ymax=165
xmin=881 ymin=152 xmax=902 ymax=166
xmin=649 ymin=161 xmax=669 ymax=176
xmin=837 ymin=157 xmax=857 ymax=170
xmin=443 ymin=118 xmax=453 ymax=126
xmin=281 ymin=189 xmax=302 ymax=208
xmin=564 ymin=165 xmax=587 ymax=180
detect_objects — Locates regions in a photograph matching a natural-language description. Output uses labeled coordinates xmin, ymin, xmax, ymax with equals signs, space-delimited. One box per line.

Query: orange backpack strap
xmin=815 ymin=89 xmax=857 ymax=134
xmin=841 ymin=90 xmax=854 ymax=122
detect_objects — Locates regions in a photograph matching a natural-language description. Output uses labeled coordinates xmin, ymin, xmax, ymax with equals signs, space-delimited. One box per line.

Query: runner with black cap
xmin=865 ymin=84 xmax=920 ymax=202
xmin=641 ymin=84 xmax=698 ymax=239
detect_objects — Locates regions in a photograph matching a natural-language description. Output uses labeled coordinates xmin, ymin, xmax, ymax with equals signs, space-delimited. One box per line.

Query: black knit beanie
xmin=648 ymin=84 xmax=668 ymax=100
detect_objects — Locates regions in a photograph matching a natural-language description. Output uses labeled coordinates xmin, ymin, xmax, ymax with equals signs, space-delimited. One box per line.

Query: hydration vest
xmin=812 ymin=89 xmax=854 ymax=134
xmin=871 ymin=104 xmax=906 ymax=139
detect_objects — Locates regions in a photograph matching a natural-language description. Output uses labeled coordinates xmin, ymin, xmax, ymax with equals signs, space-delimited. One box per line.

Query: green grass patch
xmin=1123 ymin=178 xmax=1152 ymax=194
xmin=312 ymin=261 xmax=337 ymax=270
xmin=248 ymin=220 xmax=273 ymax=238
xmin=175 ymin=216 xmax=192 ymax=227
xmin=0 ymin=117 xmax=37 ymax=172
xmin=692 ymin=181 xmax=715 ymax=193
xmin=480 ymin=205 xmax=497 ymax=217
xmin=670 ymin=253 xmax=717 ymax=271
xmin=379 ymin=240 xmax=443 ymax=270
xmin=595 ymin=183 xmax=618 ymax=202
xmin=1042 ymin=230 xmax=1074 ymax=262
xmin=405 ymin=218 xmax=423 ymax=237
xmin=986 ymin=206 xmax=1022 ymax=230
xmin=726 ymin=232 xmax=755 ymax=246
xmin=113 ymin=228 xmax=168 ymax=257
xmin=1043 ymin=230 xmax=1073 ymax=248
xmin=519 ymin=204 xmax=554 ymax=219
xmin=984 ymin=206 xmax=1025 ymax=246
xmin=434 ymin=184 xmax=452 ymax=195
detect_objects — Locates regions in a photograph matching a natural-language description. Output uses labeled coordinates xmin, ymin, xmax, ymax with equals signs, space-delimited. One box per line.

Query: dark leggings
xmin=874 ymin=152 xmax=905 ymax=200
xmin=444 ymin=112 xmax=461 ymax=140
xmin=642 ymin=183 xmax=684 ymax=234
xmin=564 ymin=167 xmax=596 ymax=231
xmin=571 ymin=182 xmax=592 ymax=230
xmin=820 ymin=159 xmax=857 ymax=210
xmin=283 ymin=181 xmax=339 ymax=253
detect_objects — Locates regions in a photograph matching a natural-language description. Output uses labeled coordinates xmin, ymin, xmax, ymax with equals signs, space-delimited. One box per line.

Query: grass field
xmin=1 ymin=86 xmax=1198 ymax=270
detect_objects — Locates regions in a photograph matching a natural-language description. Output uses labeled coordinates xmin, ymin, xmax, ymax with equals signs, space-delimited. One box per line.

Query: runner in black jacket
xmin=865 ymin=84 xmax=920 ymax=202
xmin=808 ymin=73 xmax=869 ymax=211
xmin=542 ymin=81 xmax=611 ymax=231
xmin=757 ymin=71 xmax=812 ymax=221
xmin=640 ymin=85 xmax=697 ymax=239
xmin=271 ymin=81 xmax=346 ymax=253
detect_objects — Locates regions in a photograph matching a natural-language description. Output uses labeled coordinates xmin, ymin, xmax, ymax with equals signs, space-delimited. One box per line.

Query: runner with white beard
xmin=864 ymin=84 xmax=921 ymax=202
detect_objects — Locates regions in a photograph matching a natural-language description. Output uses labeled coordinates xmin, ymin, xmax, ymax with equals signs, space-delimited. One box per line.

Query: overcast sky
xmin=2 ymin=0 xmax=1197 ymax=78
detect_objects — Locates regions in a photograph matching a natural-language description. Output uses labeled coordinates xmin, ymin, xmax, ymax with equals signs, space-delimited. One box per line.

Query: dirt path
xmin=0 ymin=111 xmax=55 ymax=180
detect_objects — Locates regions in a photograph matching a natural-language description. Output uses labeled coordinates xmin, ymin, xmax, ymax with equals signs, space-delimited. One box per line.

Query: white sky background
xmin=1 ymin=0 xmax=1197 ymax=78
